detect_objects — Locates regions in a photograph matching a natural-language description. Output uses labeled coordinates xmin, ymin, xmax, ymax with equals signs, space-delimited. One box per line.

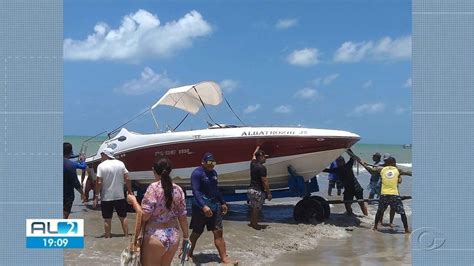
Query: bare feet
xmin=372 ymin=227 xmax=379 ymax=232
xmin=221 ymin=255 xmax=239 ymax=265
xmin=405 ymin=229 xmax=411 ymax=234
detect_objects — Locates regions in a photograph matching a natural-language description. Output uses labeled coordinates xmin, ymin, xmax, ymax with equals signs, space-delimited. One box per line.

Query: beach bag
xmin=120 ymin=211 xmax=143 ymax=266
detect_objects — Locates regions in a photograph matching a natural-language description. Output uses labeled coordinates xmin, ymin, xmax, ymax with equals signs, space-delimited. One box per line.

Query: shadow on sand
xmin=187 ymin=253 xmax=221 ymax=265
xmin=221 ymin=203 xmax=371 ymax=228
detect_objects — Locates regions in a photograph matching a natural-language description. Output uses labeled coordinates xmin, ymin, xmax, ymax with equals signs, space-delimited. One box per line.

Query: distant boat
xmin=402 ymin=144 xmax=412 ymax=149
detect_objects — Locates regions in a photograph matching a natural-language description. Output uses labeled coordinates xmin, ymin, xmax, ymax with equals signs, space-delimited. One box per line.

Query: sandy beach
xmin=65 ymin=171 xmax=412 ymax=265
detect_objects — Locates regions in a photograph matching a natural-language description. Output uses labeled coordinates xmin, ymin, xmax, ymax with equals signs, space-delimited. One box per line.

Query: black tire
xmin=293 ymin=197 xmax=325 ymax=223
xmin=310 ymin=196 xmax=331 ymax=219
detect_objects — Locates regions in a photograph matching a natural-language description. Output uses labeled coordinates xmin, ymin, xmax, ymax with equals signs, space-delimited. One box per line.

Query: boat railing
xmin=79 ymin=130 xmax=108 ymax=158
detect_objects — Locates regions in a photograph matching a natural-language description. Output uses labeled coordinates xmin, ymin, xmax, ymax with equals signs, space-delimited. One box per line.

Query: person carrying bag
xmin=120 ymin=210 xmax=143 ymax=266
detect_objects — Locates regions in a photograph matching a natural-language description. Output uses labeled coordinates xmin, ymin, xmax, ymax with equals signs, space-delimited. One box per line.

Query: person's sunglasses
xmin=205 ymin=160 xmax=217 ymax=166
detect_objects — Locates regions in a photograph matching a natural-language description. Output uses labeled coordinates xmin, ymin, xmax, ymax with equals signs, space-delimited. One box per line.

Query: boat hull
xmin=86 ymin=127 xmax=360 ymax=191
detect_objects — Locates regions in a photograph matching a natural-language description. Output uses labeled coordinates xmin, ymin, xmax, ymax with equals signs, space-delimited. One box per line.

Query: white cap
xmin=101 ymin=147 xmax=115 ymax=159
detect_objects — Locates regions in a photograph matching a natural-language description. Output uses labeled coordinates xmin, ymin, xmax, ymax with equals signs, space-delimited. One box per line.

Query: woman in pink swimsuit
xmin=128 ymin=158 xmax=190 ymax=266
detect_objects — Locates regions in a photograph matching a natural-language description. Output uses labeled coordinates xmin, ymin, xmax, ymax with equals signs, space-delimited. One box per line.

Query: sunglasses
xmin=205 ymin=160 xmax=217 ymax=166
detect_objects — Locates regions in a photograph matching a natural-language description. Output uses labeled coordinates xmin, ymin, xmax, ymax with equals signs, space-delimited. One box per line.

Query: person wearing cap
xmin=93 ymin=147 xmax=133 ymax=238
xmin=323 ymin=151 xmax=368 ymax=216
xmin=350 ymin=153 xmax=412 ymax=233
xmin=247 ymin=145 xmax=272 ymax=230
xmin=187 ymin=152 xmax=236 ymax=264
xmin=367 ymin=152 xmax=383 ymax=202
xmin=63 ymin=142 xmax=86 ymax=219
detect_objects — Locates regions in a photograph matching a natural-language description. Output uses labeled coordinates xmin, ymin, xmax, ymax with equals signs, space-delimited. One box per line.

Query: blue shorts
xmin=369 ymin=181 xmax=381 ymax=195
xmin=190 ymin=203 xmax=223 ymax=234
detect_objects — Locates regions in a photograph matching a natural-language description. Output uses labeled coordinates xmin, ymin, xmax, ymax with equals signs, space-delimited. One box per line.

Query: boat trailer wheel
xmin=310 ymin=195 xmax=331 ymax=219
xmin=293 ymin=197 xmax=326 ymax=223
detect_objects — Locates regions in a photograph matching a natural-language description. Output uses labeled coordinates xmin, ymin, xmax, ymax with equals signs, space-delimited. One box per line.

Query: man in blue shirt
xmin=63 ymin=142 xmax=85 ymax=219
xmin=327 ymin=160 xmax=343 ymax=196
xmin=187 ymin=153 xmax=236 ymax=264
xmin=368 ymin=152 xmax=382 ymax=202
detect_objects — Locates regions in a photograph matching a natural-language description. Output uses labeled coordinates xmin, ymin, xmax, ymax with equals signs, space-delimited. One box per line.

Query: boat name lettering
xmin=178 ymin=148 xmax=193 ymax=155
xmin=241 ymin=130 xmax=307 ymax=136
xmin=154 ymin=149 xmax=193 ymax=157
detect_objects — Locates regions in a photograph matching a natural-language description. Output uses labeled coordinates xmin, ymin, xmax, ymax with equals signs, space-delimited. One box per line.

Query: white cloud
xmin=404 ymin=78 xmax=412 ymax=88
xmin=115 ymin=67 xmax=178 ymax=95
xmin=243 ymin=104 xmax=261 ymax=114
xmin=274 ymin=105 xmax=292 ymax=113
xmin=314 ymin=73 xmax=339 ymax=86
xmin=64 ymin=9 xmax=212 ymax=61
xmin=294 ymin=88 xmax=318 ymax=100
xmin=275 ymin=18 xmax=298 ymax=30
xmin=287 ymin=48 xmax=320 ymax=67
xmin=334 ymin=35 xmax=411 ymax=63
xmin=395 ymin=106 xmax=407 ymax=115
xmin=362 ymin=80 xmax=373 ymax=88
xmin=334 ymin=42 xmax=372 ymax=63
xmin=348 ymin=102 xmax=385 ymax=117
xmin=219 ymin=79 xmax=239 ymax=93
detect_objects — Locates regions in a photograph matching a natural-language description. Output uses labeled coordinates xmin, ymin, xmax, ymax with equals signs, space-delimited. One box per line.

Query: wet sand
xmin=65 ymin=171 xmax=412 ymax=265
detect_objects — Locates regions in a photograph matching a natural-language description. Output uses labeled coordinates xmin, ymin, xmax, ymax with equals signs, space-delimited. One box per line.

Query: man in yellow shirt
xmin=348 ymin=151 xmax=411 ymax=234
xmin=374 ymin=156 xmax=410 ymax=233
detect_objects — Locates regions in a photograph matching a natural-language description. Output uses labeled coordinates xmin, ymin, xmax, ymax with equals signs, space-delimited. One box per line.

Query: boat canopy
xmin=151 ymin=81 xmax=222 ymax=114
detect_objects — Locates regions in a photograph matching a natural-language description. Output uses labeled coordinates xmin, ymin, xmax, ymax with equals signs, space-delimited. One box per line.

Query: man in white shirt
xmin=93 ymin=147 xmax=133 ymax=238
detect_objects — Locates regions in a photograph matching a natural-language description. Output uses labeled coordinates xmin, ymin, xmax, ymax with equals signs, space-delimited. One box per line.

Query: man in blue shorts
xmin=188 ymin=152 xmax=236 ymax=264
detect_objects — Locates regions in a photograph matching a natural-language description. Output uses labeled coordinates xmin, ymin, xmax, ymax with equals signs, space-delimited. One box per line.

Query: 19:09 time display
xmin=42 ymin=238 xmax=69 ymax=247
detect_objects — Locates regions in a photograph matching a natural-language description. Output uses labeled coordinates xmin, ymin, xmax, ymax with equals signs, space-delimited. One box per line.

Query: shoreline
xmin=65 ymin=171 xmax=412 ymax=265
xmin=65 ymin=198 xmax=412 ymax=266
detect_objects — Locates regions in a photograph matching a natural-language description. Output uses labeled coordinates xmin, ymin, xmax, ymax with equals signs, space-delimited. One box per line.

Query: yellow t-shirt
xmin=380 ymin=166 xmax=400 ymax=195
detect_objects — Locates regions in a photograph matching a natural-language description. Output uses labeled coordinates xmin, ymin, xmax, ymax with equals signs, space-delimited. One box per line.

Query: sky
xmin=64 ymin=0 xmax=412 ymax=144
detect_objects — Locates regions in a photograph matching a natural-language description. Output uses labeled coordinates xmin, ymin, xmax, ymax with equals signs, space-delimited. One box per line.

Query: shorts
xmin=190 ymin=203 xmax=223 ymax=234
xmin=377 ymin=195 xmax=405 ymax=215
xmin=101 ymin=199 xmax=128 ymax=219
xmin=63 ymin=195 xmax=74 ymax=213
xmin=343 ymin=189 xmax=364 ymax=202
xmin=145 ymin=227 xmax=179 ymax=251
xmin=329 ymin=179 xmax=344 ymax=189
xmin=247 ymin=188 xmax=265 ymax=210
xmin=85 ymin=178 xmax=95 ymax=191
xmin=368 ymin=181 xmax=381 ymax=195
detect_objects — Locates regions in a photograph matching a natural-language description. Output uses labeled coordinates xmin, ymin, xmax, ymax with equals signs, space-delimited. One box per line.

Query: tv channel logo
xmin=26 ymin=219 xmax=84 ymax=248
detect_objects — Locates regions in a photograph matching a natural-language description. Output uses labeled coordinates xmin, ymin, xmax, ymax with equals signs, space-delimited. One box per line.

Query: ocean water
xmin=64 ymin=135 xmax=412 ymax=164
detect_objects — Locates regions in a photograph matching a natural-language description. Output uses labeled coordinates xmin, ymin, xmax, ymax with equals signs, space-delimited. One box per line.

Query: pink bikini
xmin=141 ymin=182 xmax=187 ymax=251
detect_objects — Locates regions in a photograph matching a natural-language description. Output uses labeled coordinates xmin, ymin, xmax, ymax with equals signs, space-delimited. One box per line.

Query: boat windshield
xmin=208 ymin=124 xmax=242 ymax=129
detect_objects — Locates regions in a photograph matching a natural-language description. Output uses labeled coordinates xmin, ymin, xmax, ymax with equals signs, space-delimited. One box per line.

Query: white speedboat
xmin=84 ymin=81 xmax=360 ymax=191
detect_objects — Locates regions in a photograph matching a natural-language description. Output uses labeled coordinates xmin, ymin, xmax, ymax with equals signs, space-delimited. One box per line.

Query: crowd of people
xmin=326 ymin=149 xmax=412 ymax=234
xmin=63 ymin=142 xmax=243 ymax=265
xmin=63 ymin=142 xmax=411 ymax=265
